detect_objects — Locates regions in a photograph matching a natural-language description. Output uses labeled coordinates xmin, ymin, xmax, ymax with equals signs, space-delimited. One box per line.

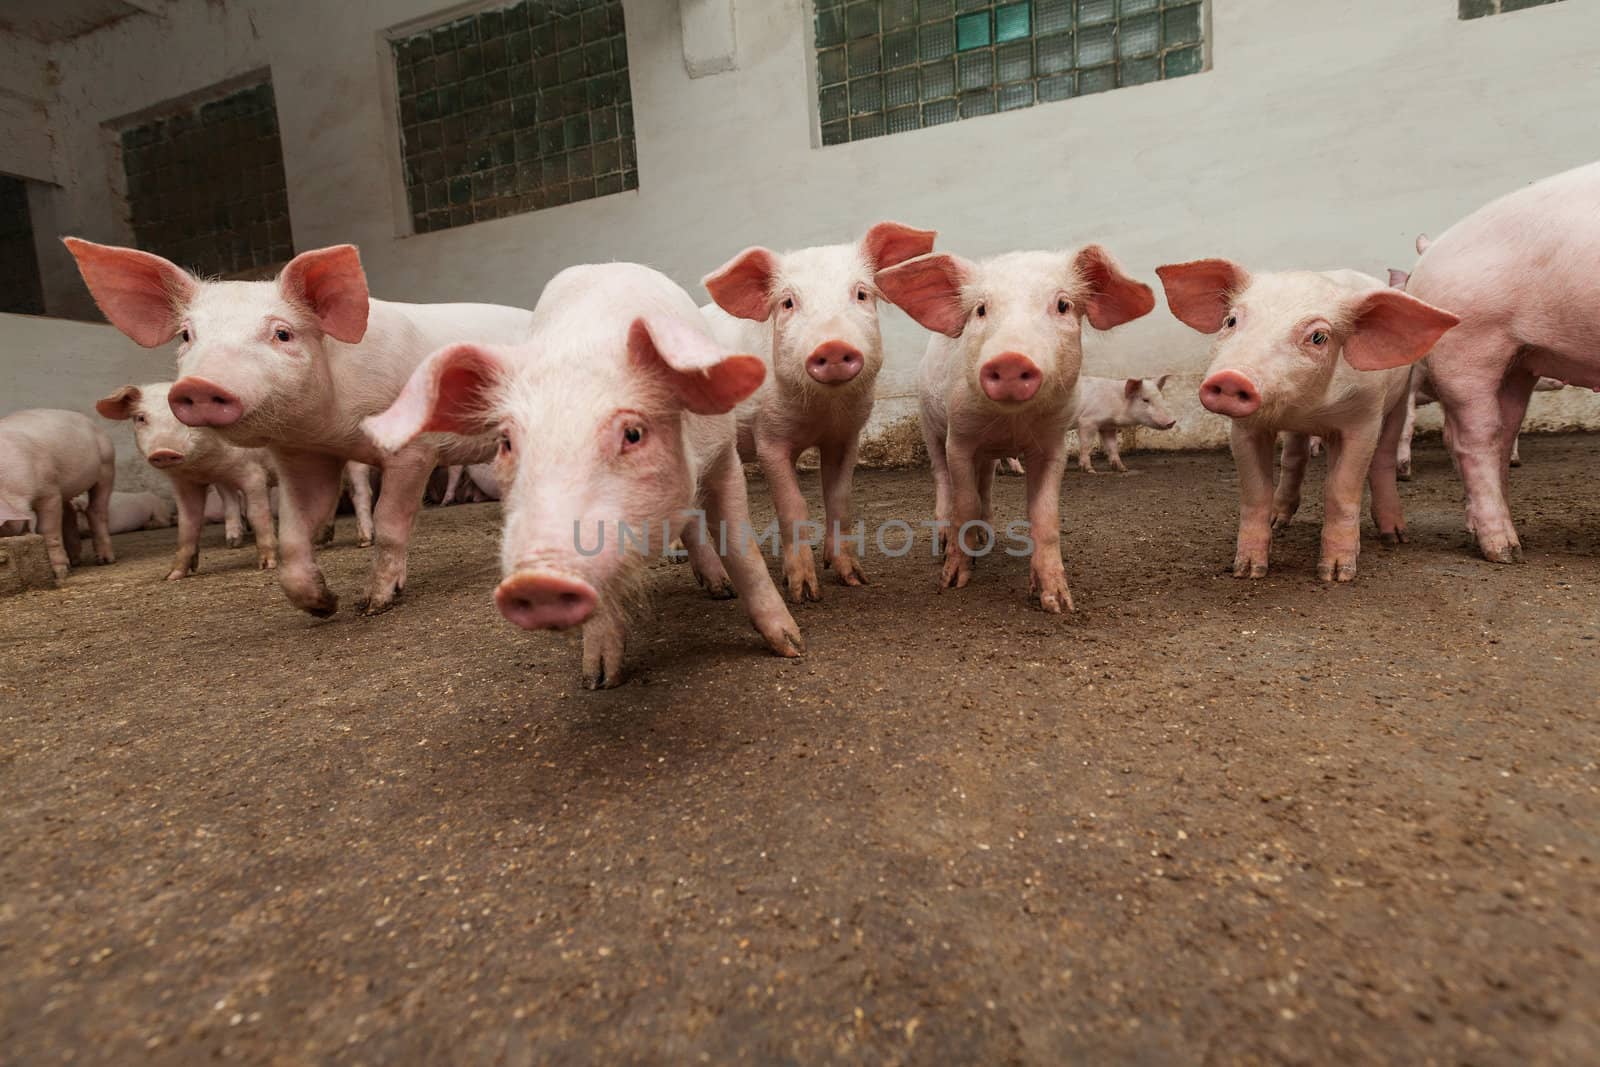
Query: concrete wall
xmin=6 ymin=0 xmax=1600 ymax=452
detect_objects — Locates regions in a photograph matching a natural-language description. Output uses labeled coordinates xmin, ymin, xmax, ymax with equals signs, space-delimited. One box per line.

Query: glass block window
xmin=119 ymin=81 xmax=293 ymax=277
xmin=815 ymin=0 xmax=1206 ymax=145
xmin=391 ymin=0 xmax=637 ymax=235
xmin=0 ymin=176 xmax=45 ymax=316
xmin=1459 ymin=0 xmax=1564 ymax=18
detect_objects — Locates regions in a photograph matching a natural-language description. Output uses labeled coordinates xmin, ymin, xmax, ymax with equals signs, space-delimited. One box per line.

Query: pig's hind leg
xmin=1319 ymin=431 xmax=1380 ymax=582
xmin=273 ymin=450 xmax=346 ymax=616
xmin=704 ymin=450 xmax=804 ymax=659
xmin=1101 ymin=429 xmax=1127 ymax=473
xmin=35 ymin=495 xmax=72 ymax=579
xmin=358 ymin=446 xmax=435 ymax=615
xmin=86 ymin=465 xmax=115 ymax=564
xmin=820 ymin=438 xmax=868 ymax=587
xmin=684 ymin=517 xmax=735 ymax=599
xmin=347 ymin=462 xmax=376 ymax=547
xmin=167 ymin=481 xmax=206 ymax=580
xmin=1432 ymin=327 xmax=1526 ymax=563
xmin=1272 ymin=433 xmax=1311 ymax=531
xmin=1368 ymin=399 xmax=1410 ymax=545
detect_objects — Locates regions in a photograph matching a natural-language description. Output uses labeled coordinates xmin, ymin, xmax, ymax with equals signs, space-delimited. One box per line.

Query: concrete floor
xmin=1 ymin=437 xmax=1597 ymax=1064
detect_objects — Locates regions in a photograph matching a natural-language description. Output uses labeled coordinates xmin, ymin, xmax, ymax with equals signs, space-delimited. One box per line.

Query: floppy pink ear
xmin=703 ymin=247 xmax=780 ymax=322
xmin=1387 ymin=268 xmax=1410 ymax=289
xmin=861 ymin=220 xmax=937 ymax=272
xmin=1074 ymin=245 xmax=1155 ymax=330
xmin=63 ymin=237 xmax=196 ymax=347
xmin=361 ymin=343 xmax=504 ymax=451
xmin=628 ymin=315 xmax=765 ymax=415
xmin=1155 ymin=258 xmax=1251 ymax=334
xmin=1123 ymin=378 xmax=1142 ymax=399
xmin=875 ymin=252 xmax=971 ymax=338
xmin=1415 ymin=234 xmax=1432 ymax=255
xmin=95 ymin=385 xmax=143 ymax=420
xmin=279 ymin=245 xmax=370 ymax=343
xmin=1343 ymin=289 xmax=1459 ymax=372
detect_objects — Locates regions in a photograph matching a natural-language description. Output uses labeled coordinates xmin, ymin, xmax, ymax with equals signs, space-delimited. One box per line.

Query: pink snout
xmin=1199 ymin=370 xmax=1261 ymax=418
xmin=169 ymin=377 xmax=244 ymax=428
xmin=146 ymin=449 xmax=185 ymax=469
xmin=980 ymin=352 xmax=1043 ymax=404
xmin=495 ymin=571 xmax=598 ymax=631
xmin=805 ymin=341 xmax=865 ymax=385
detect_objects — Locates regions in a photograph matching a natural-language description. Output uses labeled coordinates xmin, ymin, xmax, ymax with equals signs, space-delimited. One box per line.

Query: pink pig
xmin=97 ymin=382 xmax=278 ymax=579
xmin=363 ymin=262 xmax=802 ymax=689
xmin=65 ymin=238 xmax=534 ymax=617
xmin=698 ymin=222 xmax=936 ymax=601
xmin=879 ymin=246 xmax=1156 ymax=612
xmin=1071 ymin=374 xmax=1177 ymax=473
xmin=0 ymin=409 xmax=116 ymax=579
xmin=1157 ymin=260 xmax=1457 ymax=581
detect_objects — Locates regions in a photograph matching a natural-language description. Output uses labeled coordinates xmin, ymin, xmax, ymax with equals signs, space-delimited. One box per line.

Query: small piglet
xmin=66 ymin=238 xmax=533 ymax=617
xmin=0 ymin=409 xmax=116 ymax=578
xmin=880 ymin=246 xmax=1155 ymax=611
xmin=700 ymin=222 xmax=935 ymax=601
xmin=97 ymin=382 xmax=278 ymax=579
xmin=76 ymin=491 xmax=172 ymax=534
xmin=1072 ymin=375 xmax=1177 ymax=473
xmin=364 ymin=262 xmax=802 ymax=689
xmin=1157 ymin=259 xmax=1457 ymax=581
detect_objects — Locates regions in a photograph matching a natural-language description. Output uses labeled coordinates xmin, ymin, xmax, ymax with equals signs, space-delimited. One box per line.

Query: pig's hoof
xmin=760 ymin=621 xmax=805 ymax=658
xmin=51 ymin=566 xmax=70 ymax=581
xmin=1397 ymin=462 xmax=1413 ymax=481
xmin=296 ymin=590 xmax=339 ymax=618
xmin=583 ymin=667 xmax=623 ymax=691
xmin=1509 ymin=456 xmax=1522 ymax=468
xmin=1111 ymin=464 xmax=1129 ymax=474
xmin=314 ymin=524 xmax=336 ymax=547
xmin=260 ymin=555 xmax=278 ymax=570
xmin=226 ymin=535 xmax=244 ymax=549
xmin=1317 ymin=558 xmax=1358 ymax=582
xmin=357 ymin=591 xmax=400 ymax=616
xmin=165 ymin=569 xmax=190 ymax=581
xmin=1270 ymin=509 xmax=1297 ymax=532
xmin=357 ymin=537 xmax=374 ymax=549
xmin=939 ymin=553 xmax=972 ymax=590
xmin=829 ymin=555 xmax=869 ymax=587
xmin=784 ymin=558 xmax=822 ymax=603
xmin=1232 ymin=556 xmax=1269 ymax=579
xmin=1479 ymin=539 xmax=1524 ymax=564
xmin=1032 ymin=577 xmax=1074 ymax=614
xmin=693 ymin=565 xmax=737 ymax=599
xmin=1379 ymin=528 xmax=1408 ymax=546
xmin=96 ymin=552 xmax=115 ymax=565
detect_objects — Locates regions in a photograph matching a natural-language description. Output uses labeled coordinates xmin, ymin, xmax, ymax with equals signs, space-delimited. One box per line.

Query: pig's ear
xmin=875 ymin=252 xmax=971 ymax=338
xmin=1155 ymin=373 xmax=1171 ymax=391
xmin=861 ymin=220 xmax=937 ymax=272
xmin=628 ymin=315 xmax=765 ymax=415
xmin=1415 ymin=234 xmax=1431 ymax=255
xmin=1074 ymin=245 xmax=1156 ymax=331
xmin=95 ymin=385 xmax=142 ymax=420
xmin=1387 ymin=268 xmax=1410 ymax=289
xmin=703 ymin=247 xmax=780 ymax=322
xmin=1155 ymin=258 xmax=1250 ymax=334
xmin=1342 ymin=289 xmax=1459 ymax=372
xmin=361 ymin=343 xmax=505 ymax=451
xmin=1123 ymin=378 xmax=1142 ymax=399
xmin=279 ymin=245 xmax=370 ymax=344
xmin=63 ymin=237 xmax=196 ymax=347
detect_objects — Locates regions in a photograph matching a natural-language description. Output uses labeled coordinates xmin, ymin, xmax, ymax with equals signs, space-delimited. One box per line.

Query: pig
xmin=698 ymin=222 xmax=936 ymax=601
xmin=75 ymin=491 xmax=173 ymax=534
xmin=879 ymin=246 xmax=1156 ymax=611
xmin=344 ymin=461 xmax=377 ymax=547
xmin=1156 ymin=259 xmax=1458 ymax=581
xmin=97 ymin=382 xmax=278 ymax=579
xmin=466 ymin=462 xmax=501 ymax=501
xmin=1072 ymin=374 xmax=1177 ymax=473
xmin=362 ymin=262 xmax=803 ymax=689
xmin=65 ymin=238 xmax=535 ymax=617
xmin=1397 ymin=165 xmax=1600 ymax=562
xmin=0 ymin=409 xmax=116 ymax=579
xmin=440 ymin=465 xmax=467 ymax=505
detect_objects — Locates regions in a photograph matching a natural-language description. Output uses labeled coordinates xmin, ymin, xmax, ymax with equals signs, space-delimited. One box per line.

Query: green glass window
xmin=391 ymin=0 xmax=636 ymax=235
xmin=815 ymin=0 xmax=1205 ymax=144
xmin=1459 ymin=0 xmax=1565 ymax=19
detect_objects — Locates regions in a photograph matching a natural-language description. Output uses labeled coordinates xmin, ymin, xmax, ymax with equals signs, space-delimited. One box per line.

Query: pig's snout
xmin=146 ymin=449 xmax=185 ymax=469
xmin=806 ymin=341 xmax=865 ymax=385
xmin=1199 ymin=370 xmax=1261 ymax=418
xmin=980 ymin=352 xmax=1043 ymax=404
xmin=495 ymin=571 xmax=598 ymax=630
xmin=169 ymin=378 xmax=244 ymax=428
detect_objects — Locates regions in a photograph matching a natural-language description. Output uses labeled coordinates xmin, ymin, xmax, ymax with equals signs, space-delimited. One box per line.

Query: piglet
xmin=1072 ymin=375 xmax=1177 ymax=473
xmin=880 ymin=246 xmax=1155 ymax=611
xmin=76 ymin=491 xmax=173 ymax=534
xmin=98 ymin=382 xmax=278 ymax=579
xmin=1157 ymin=259 xmax=1457 ymax=581
xmin=0 ymin=409 xmax=116 ymax=579
xmin=699 ymin=222 xmax=935 ymax=601
xmin=363 ymin=262 xmax=802 ymax=689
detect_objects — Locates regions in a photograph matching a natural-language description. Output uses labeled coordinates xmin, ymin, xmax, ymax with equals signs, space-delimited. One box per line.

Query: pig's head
xmin=362 ymin=314 xmax=763 ymax=633
xmin=65 ymin=238 xmax=369 ymax=443
xmin=1156 ymin=259 xmax=1459 ymax=423
xmin=1122 ymin=375 xmax=1178 ymax=430
xmin=879 ymin=246 xmax=1155 ymax=411
xmin=702 ymin=221 xmax=935 ymax=394
xmin=96 ymin=383 xmax=212 ymax=470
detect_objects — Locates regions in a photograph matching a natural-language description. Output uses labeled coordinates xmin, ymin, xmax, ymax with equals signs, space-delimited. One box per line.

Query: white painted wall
xmin=7 ymin=0 xmax=1600 ymax=451
xmin=0 ymin=29 xmax=56 ymax=184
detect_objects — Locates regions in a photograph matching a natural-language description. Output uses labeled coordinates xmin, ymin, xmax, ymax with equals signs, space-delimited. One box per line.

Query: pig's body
xmin=1158 ymin=261 xmax=1458 ymax=581
xmin=364 ymin=262 xmax=802 ymax=689
xmin=66 ymin=239 xmax=530 ymax=616
xmin=466 ymin=463 xmax=501 ymax=500
xmin=78 ymin=491 xmax=172 ymax=534
xmin=0 ymin=409 xmax=116 ymax=578
xmin=97 ymin=382 xmax=277 ymax=579
xmin=1400 ymin=163 xmax=1600 ymax=562
xmin=1071 ymin=374 xmax=1177 ymax=473
xmin=1395 ymin=355 xmax=1563 ymax=479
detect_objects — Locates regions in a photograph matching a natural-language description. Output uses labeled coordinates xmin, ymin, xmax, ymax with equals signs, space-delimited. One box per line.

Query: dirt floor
xmin=2 ymin=436 xmax=1597 ymax=1065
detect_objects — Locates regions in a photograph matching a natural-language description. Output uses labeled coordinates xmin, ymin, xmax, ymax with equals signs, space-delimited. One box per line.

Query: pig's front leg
xmin=1077 ymin=422 xmax=1097 ymax=473
xmin=581 ymin=600 xmax=630 ymax=690
xmin=33 ymin=494 xmax=72 ymax=580
xmin=240 ymin=469 xmax=277 ymax=570
xmin=1319 ymin=431 xmax=1380 ymax=582
xmin=167 ymin=480 xmax=207 ymax=580
xmin=755 ymin=435 xmax=820 ymax=603
xmin=1510 ymin=434 xmax=1522 ymax=468
xmin=939 ymin=436 xmax=982 ymax=590
xmin=683 ymin=516 xmax=734 ymax=598
xmin=346 ymin=462 xmax=375 ymax=548
xmin=923 ymin=413 xmax=954 ymax=553
xmin=1023 ymin=444 xmax=1073 ymax=613
xmin=273 ymin=450 xmax=346 ymax=616
xmin=221 ymin=486 xmax=245 ymax=548
xmin=819 ymin=439 xmax=867 ymax=587
xmin=1230 ymin=425 xmax=1276 ymax=578
xmin=1100 ymin=429 xmax=1127 ymax=473
xmin=705 ymin=450 xmax=804 ymax=657
xmin=359 ymin=445 xmax=434 ymax=615
xmin=1272 ymin=433 xmax=1310 ymax=530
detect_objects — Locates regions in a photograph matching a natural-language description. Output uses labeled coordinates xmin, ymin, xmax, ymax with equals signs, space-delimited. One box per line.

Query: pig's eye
xmin=1310 ymin=330 xmax=1329 ymax=346
xmin=134 ymin=414 xmax=146 ymax=424
xmin=975 ymin=302 xmax=987 ymax=319
xmin=1057 ymin=298 xmax=1070 ymax=314
xmin=1224 ymin=314 xmax=1238 ymax=329
xmin=856 ymin=287 xmax=869 ymax=303
xmin=179 ymin=328 xmax=191 ymax=343
xmin=781 ymin=296 xmax=795 ymax=311
xmin=621 ymin=424 xmax=646 ymax=450
xmin=274 ymin=327 xmax=293 ymax=343
xmin=498 ymin=435 xmax=513 ymax=456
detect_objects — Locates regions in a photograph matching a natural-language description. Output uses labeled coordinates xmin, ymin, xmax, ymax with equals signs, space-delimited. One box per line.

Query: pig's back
xmin=0 ymin=410 xmax=112 ymax=496
xmin=382 ymin=300 xmax=538 ymax=352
